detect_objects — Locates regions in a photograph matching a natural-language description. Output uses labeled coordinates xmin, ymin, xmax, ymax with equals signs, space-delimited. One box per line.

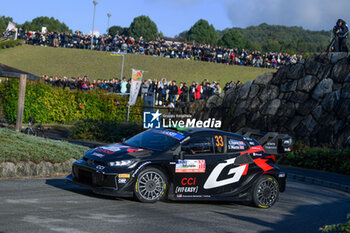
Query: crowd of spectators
xmin=21 ymin=30 xmax=304 ymax=69
xmin=42 ymin=75 xmax=235 ymax=107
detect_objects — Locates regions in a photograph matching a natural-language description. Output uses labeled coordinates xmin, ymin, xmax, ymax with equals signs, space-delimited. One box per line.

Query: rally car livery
xmin=66 ymin=128 xmax=292 ymax=208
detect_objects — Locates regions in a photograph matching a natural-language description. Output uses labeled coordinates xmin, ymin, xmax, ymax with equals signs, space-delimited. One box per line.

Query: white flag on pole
xmin=6 ymin=22 xmax=16 ymax=31
xmin=128 ymin=69 xmax=143 ymax=106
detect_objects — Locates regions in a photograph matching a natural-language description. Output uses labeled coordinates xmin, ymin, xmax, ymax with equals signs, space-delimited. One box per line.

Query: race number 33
xmin=215 ymin=135 xmax=224 ymax=147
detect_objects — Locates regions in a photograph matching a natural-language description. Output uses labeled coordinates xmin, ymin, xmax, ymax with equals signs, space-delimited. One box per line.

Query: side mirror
xmin=178 ymin=151 xmax=184 ymax=161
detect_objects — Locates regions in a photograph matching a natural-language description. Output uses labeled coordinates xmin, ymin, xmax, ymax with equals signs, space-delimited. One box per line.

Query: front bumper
xmin=65 ymin=160 xmax=134 ymax=197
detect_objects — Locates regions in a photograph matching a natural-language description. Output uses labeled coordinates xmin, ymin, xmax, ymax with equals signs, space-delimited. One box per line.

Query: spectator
xmin=194 ymin=82 xmax=201 ymax=100
xmin=120 ymin=77 xmax=127 ymax=95
xmin=21 ymin=30 xmax=304 ymax=70
xmin=333 ymin=19 xmax=348 ymax=52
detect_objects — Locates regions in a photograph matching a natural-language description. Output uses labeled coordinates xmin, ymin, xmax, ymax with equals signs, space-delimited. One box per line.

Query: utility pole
xmin=107 ymin=13 xmax=111 ymax=35
xmin=90 ymin=0 xmax=98 ymax=50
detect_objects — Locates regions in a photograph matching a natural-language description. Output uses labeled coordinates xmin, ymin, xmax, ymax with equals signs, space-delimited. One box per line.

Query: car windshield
xmin=125 ymin=129 xmax=184 ymax=151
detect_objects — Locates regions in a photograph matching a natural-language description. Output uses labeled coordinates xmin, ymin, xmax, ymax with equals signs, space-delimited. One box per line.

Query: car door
xmin=172 ymin=134 xmax=215 ymax=198
xmin=202 ymin=135 xmax=251 ymax=196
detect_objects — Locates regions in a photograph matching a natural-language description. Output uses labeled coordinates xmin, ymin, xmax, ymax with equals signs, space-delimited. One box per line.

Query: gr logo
xmin=204 ymin=158 xmax=247 ymax=189
xmin=143 ymin=110 xmax=161 ymax=129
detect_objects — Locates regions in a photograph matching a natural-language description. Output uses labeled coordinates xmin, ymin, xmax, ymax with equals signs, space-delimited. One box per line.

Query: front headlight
xmin=109 ymin=160 xmax=135 ymax=167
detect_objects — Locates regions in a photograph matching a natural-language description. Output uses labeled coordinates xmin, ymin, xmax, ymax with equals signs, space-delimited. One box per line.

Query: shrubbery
xmin=0 ymin=127 xmax=87 ymax=163
xmin=69 ymin=119 xmax=144 ymax=143
xmin=277 ymin=143 xmax=350 ymax=175
xmin=320 ymin=214 xmax=350 ymax=232
xmin=0 ymin=80 xmax=143 ymax=123
xmin=0 ymin=39 xmax=25 ymax=49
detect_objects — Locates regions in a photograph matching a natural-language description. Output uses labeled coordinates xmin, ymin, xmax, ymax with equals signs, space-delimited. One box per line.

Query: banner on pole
xmin=6 ymin=22 xmax=16 ymax=31
xmin=41 ymin=27 xmax=48 ymax=34
xmin=128 ymin=69 xmax=143 ymax=106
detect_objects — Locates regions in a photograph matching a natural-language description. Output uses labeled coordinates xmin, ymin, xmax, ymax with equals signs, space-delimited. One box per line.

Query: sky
xmin=1 ymin=0 xmax=349 ymax=37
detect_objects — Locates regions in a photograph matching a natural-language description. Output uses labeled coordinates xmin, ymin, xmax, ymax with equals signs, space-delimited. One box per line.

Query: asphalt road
xmin=0 ymin=177 xmax=349 ymax=233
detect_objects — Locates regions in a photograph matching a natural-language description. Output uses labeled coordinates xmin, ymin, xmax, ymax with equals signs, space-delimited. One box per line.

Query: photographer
xmin=333 ymin=19 xmax=348 ymax=52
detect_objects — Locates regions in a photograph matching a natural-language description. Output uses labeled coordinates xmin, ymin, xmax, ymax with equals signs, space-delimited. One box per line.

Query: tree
xmin=108 ymin=26 xmax=129 ymax=36
xmin=129 ymin=15 xmax=158 ymax=41
xmin=175 ymin=30 xmax=189 ymax=41
xmin=244 ymin=40 xmax=262 ymax=51
xmin=187 ymin=19 xmax=218 ymax=45
xmin=218 ymin=29 xmax=245 ymax=49
xmin=0 ymin=15 xmax=14 ymax=33
xmin=21 ymin=16 xmax=71 ymax=32
xmin=261 ymin=40 xmax=281 ymax=52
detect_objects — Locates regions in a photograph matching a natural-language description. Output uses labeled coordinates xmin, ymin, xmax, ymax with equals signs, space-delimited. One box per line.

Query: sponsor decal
xmin=96 ymin=144 xmax=143 ymax=154
xmin=91 ymin=153 xmax=105 ymax=158
xmin=204 ymin=158 xmax=247 ymax=189
xmin=118 ymin=178 xmax=127 ymax=184
xmin=149 ymin=129 xmax=185 ymax=140
xmin=240 ymin=145 xmax=265 ymax=155
xmin=118 ymin=174 xmax=130 ymax=178
xmin=228 ymin=139 xmax=246 ymax=150
xmin=132 ymin=161 xmax=151 ymax=177
xmin=177 ymin=195 xmax=211 ymax=198
xmin=175 ymin=186 xmax=199 ymax=193
xmin=229 ymin=145 xmax=241 ymax=150
xmin=96 ymin=148 xmax=114 ymax=154
xmin=181 ymin=177 xmax=196 ymax=186
xmin=175 ymin=160 xmax=205 ymax=173
xmin=96 ymin=165 xmax=105 ymax=170
xmin=143 ymin=111 xmax=221 ymax=129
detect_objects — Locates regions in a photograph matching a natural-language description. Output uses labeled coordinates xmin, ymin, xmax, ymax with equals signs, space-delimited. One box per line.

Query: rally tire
xmin=134 ymin=167 xmax=168 ymax=203
xmin=252 ymin=175 xmax=279 ymax=208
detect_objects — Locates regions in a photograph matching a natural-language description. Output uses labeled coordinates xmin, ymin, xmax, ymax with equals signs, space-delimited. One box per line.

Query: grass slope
xmin=0 ymin=128 xmax=88 ymax=163
xmin=0 ymin=45 xmax=271 ymax=84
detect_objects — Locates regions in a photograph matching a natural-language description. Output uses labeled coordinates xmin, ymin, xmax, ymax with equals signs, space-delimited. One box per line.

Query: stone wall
xmin=0 ymin=159 xmax=75 ymax=178
xmin=175 ymin=52 xmax=350 ymax=148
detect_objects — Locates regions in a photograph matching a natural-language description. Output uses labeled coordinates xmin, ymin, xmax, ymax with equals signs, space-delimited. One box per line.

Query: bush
xmin=0 ymin=80 xmax=143 ymax=124
xmin=0 ymin=127 xmax=87 ymax=163
xmin=320 ymin=214 xmax=350 ymax=232
xmin=277 ymin=143 xmax=350 ymax=175
xmin=0 ymin=39 xmax=25 ymax=49
xmin=69 ymin=119 xmax=144 ymax=143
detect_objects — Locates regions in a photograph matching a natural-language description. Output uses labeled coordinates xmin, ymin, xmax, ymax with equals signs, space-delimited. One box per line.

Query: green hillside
xmin=216 ymin=23 xmax=331 ymax=53
xmin=0 ymin=45 xmax=270 ymax=84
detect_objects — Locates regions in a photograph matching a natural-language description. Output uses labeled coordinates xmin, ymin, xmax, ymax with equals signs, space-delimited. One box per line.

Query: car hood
xmin=84 ymin=143 xmax=151 ymax=162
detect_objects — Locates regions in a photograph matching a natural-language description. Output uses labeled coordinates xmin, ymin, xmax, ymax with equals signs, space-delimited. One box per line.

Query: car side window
xmin=227 ymin=137 xmax=248 ymax=153
xmin=181 ymin=136 xmax=215 ymax=155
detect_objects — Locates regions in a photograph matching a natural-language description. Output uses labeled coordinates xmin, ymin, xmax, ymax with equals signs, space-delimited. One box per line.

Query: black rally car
xmin=66 ymin=128 xmax=292 ymax=208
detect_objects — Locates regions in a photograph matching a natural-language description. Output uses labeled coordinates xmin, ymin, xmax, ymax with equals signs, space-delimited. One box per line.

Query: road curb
xmin=288 ymin=173 xmax=350 ymax=193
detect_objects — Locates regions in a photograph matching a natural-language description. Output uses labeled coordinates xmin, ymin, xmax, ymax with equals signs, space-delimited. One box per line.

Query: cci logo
xmin=143 ymin=110 xmax=162 ymax=129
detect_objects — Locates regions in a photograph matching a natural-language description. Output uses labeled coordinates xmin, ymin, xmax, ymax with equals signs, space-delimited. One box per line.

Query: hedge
xmin=0 ymin=127 xmax=88 ymax=163
xmin=0 ymin=80 xmax=143 ymax=123
xmin=69 ymin=119 xmax=144 ymax=143
xmin=0 ymin=39 xmax=25 ymax=49
xmin=277 ymin=143 xmax=350 ymax=175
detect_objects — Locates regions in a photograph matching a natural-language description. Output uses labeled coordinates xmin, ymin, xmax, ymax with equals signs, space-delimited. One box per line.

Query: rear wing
xmin=235 ymin=128 xmax=293 ymax=155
